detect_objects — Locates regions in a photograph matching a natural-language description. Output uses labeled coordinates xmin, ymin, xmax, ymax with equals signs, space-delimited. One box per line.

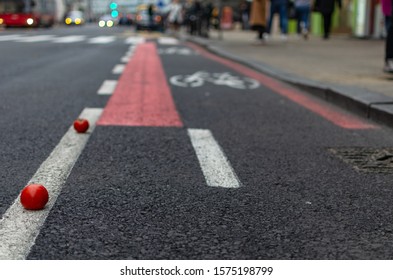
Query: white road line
xmin=0 ymin=34 xmax=22 ymax=41
xmin=52 ymin=35 xmax=86 ymax=43
xmin=88 ymin=36 xmax=115 ymax=44
xmin=188 ymin=129 xmax=241 ymax=188
xmin=0 ymin=108 xmax=103 ymax=260
xmin=15 ymin=35 xmax=56 ymax=42
xmin=158 ymin=37 xmax=179 ymax=45
xmin=125 ymin=36 xmax=145 ymax=44
xmin=97 ymin=80 xmax=117 ymax=95
xmin=121 ymin=56 xmax=130 ymax=63
xmin=112 ymin=64 xmax=125 ymax=74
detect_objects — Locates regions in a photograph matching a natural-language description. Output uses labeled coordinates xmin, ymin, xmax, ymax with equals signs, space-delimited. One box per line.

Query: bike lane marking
xmin=188 ymin=129 xmax=241 ymax=188
xmin=97 ymin=42 xmax=183 ymax=127
xmin=88 ymin=36 xmax=116 ymax=44
xmin=121 ymin=45 xmax=136 ymax=63
xmin=97 ymin=80 xmax=118 ymax=95
xmin=187 ymin=42 xmax=377 ymax=130
xmin=112 ymin=64 xmax=125 ymax=75
xmin=0 ymin=108 xmax=102 ymax=260
xmin=158 ymin=37 xmax=179 ymax=45
xmin=170 ymin=71 xmax=260 ymax=89
xmin=125 ymin=37 xmax=146 ymax=44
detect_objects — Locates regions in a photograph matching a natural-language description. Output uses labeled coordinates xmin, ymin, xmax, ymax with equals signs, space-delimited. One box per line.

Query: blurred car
xmin=134 ymin=6 xmax=164 ymax=32
xmin=98 ymin=14 xmax=117 ymax=27
xmin=118 ymin=14 xmax=133 ymax=26
xmin=65 ymin=11 xmax=85 ymax=25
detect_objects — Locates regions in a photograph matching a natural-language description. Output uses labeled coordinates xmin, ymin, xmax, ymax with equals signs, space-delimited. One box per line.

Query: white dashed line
xmin=112 ymin=64 xmax=125 ymax=74
xmin=97 ymin=80 xmax=117 ymax=95
xmin=158 ymin=37 xmax=179 ymax=45
xmin=88 ymin=36 xmax=116 ymax=44
xmin=121 ymin=56 xmax=130 ymax=63
xmin=125 ymin=50 xmax=134 ymax=56
xmin=0 ymin=108 xmax=103 ymax=260
xmin=0 ymin=35 xmax=22 ymax=41
xmin=125 ymin=36 xmax=146 ymax=44
xmin=188 ymin=129 xmax=241 ymax=188
xmin=15 ymin=35 xmax=56 ymax=42
xmin=52 ymin=35 xmax=86 ymax=43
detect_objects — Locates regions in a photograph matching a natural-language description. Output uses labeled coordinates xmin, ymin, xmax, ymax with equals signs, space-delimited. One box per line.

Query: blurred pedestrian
xmin=183 ymin=0 xmax=194 ymax=34
xmin=203 ymin=1 xmax=214 ymax=34
xmin=294 ymin=0 xmax=311 ymax=39
xmin=266 ymin=0 xmax=289 ymax=40
xmin=384 ymin=0 xmax=393 ymax=73
xmin=167 ymin=0 xmax=183 ymax=33
xmin=188 ymin=0 xmax=203 ymax=35
xmin=314 ymin=0 xmax=341 ymax=39
xmin=249 ymin=0 xmax=267 ymax=43
xmin=240 ymin=0 xmax=251 ymax=30
xmin=381 ymin=0 xmax=392 ymax=35
xmin=148 ymin=3 xmax=155 ymax=31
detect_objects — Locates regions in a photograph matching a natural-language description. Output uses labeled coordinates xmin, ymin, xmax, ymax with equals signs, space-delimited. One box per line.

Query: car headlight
xmin=75 ymin=18 xmax=81 ymax=25
xmin=26 ymin=18 xmax=34 ymax=25
xmin=65 ymin=17 xmax=72 ymax=24
xmin=98 ymin=20 xmax=105 ymax=27
xmin=107 ymin=20 xmax=113 ymax=27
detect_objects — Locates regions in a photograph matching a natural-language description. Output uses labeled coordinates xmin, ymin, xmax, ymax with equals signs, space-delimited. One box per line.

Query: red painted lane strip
xmin=97 ymin=42 xmax=183 ymax=127
xmin=188 ymin=42 xmax=376 ymax=130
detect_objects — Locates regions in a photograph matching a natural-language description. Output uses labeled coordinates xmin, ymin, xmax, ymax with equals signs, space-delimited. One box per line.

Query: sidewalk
xmin=185 ymin=29 xmax=393 ymax=127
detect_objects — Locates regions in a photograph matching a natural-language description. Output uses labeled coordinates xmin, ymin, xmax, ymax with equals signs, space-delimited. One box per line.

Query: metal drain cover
xmin=329 ymin=147 xmax=393 ymax=173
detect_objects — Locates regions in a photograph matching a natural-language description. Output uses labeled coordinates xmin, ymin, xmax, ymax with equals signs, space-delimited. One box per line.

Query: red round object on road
xmin=20 ymin=184 xmax=49 ymax=210
xmin=73 ymin=118 xmax=89 ymax=133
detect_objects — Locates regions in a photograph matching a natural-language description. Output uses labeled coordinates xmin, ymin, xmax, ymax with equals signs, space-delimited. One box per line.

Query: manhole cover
xmin=329 ymin=147 xmax=393 ymax=173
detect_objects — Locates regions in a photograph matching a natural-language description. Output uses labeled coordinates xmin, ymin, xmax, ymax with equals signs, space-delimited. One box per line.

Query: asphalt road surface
xmin=1 ymin=25 xmax=393 ymax=260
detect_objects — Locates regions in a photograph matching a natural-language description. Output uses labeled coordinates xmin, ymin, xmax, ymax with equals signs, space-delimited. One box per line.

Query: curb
xmin=185 ymin=36 xmax=393 ymax=128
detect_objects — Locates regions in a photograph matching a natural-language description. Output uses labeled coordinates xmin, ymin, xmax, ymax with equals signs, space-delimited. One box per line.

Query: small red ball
xmin=20 ymin=184 xmax=49 ymax=210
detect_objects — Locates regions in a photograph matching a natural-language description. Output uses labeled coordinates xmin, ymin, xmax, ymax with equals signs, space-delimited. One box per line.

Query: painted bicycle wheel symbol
xmin=170 ymin=71 xmax=260 ymax=89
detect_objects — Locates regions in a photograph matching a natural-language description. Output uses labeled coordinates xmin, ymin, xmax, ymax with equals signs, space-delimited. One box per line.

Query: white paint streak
xmin=16 ymin=35 xmax=55 ymax=42
xmin=112 ymin=64 xmax=125 ymax=75
xmin=0 ymin=35 xmax=22 ymax=41
xmin=125 ymin=37 xmax=145 ymax=44
xmin=188 ymin=129 xmax=241 ymax=188
xmin=88 ymin=36 xmax=115 ymax=44
xmin=0 ymin=108 xmax=103 ymax=260
xmin=53 ymin=35 xmax=86 ymax=43
xmin=97 ymin=80 xmax=117 ymax=95
xmin=121 ymin=56 xmax=130 ymax=63
xmin=158 ymin=37 xmax=179 ymax=45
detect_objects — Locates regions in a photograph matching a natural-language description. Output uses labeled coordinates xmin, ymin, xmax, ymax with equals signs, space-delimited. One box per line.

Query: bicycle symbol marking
xmin=170 ymin=71 xmax=260 ymax=90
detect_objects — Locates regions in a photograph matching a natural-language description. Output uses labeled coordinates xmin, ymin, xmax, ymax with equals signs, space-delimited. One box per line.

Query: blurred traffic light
xmin=111 ymin=10 xmax=119 ymax=17
xmin=109 ymin=2 xmax=118 ymax=18
xmin=109 ymin=2 xmax=117 ymax=10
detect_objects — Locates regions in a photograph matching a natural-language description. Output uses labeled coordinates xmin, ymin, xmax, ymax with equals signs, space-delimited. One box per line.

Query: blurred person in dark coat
xmin=314 ymin=0 xmax=341 ymax=39
xmin=384 ymin=0 xmax=393 ymax=73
